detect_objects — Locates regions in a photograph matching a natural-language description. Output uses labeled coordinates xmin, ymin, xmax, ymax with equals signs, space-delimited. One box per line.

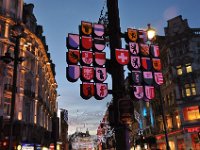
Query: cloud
xmin=163 ymin=6 xmax=179 ymax=21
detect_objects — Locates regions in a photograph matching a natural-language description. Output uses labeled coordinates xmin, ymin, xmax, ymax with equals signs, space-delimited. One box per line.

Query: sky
xmin=24 ymin=0 xmax=200 ymax=135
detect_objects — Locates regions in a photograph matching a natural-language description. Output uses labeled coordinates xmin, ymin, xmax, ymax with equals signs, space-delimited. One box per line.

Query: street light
xmin=147 ymin=24 xmax=170 ymax=150
xmin=1 ymin=22 xmax=24 ymax=150
xmin=147 ymin=24 xmax=156 ymax=41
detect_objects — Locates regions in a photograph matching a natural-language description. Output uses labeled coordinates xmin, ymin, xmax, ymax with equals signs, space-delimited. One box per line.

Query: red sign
xmin=145 ymin=86 xmax=155 ymax=100
xmin=81 ymin=36 xmax=92 ymax=50
xmin=80 ymin=82 xmax=95 ymax=99
xmin=185 ymin=127 xmax=200 ymax=133
xmin=81 ymin=66 xmax=94 ymax=81
xmin=94 ymin=52 xmax=106 ymax=66
xmin=95 ymin=83 xmax=108 ymax=100
xmin=67 ymin=49 xmax=80 ymax=64
xmin=81 ymin=51 xmax=93 ymax=65
xmin=115 ymin=49 xmax=130 ymax=65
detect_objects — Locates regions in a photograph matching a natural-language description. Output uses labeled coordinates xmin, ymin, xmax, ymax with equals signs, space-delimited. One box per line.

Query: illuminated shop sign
xmin=22 ymin=144 xmax=34 ymax=150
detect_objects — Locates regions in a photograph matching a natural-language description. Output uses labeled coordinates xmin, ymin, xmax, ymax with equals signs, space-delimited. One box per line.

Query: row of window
xmin=3 ymin=97 xmax=52 ymax=131
xmin=176 ymin=63 xmax=192 ymax=75
xmin=159 ymin=105 xmax=200 ymax=133
xmin=159 ymin=114 xmax=181 ymax=131
xmin=161 ymin=83 xmax=196 ymax=108
xmin=182 ymin=83 xmax=196 ymax=97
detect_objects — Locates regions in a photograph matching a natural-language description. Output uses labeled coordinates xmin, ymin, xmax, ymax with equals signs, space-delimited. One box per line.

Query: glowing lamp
xmin=147 ymin=24 xmax=156 ymax=41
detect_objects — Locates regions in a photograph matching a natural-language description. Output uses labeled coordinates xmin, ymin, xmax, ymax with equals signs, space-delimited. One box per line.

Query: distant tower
xmin=86 ymin=128 xmax=90 ymax=136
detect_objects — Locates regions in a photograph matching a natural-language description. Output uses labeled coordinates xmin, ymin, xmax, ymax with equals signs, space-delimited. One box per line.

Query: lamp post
xmin=146 ymin=24 xmax=170 ymax=150
xmin=107 ymin=0 xmax=127 ymax=150
xmin=106 ymin=0 xmax=131 ymax=149
xmin=1 ymin=23 xmax=24 ymax=150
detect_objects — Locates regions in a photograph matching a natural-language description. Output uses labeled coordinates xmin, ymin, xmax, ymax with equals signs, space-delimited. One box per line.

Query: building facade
xmin=0 ymin=0 xmax=58 ymax=149
xmin=60 ymin=109 xmax=69 ymax=150
xmin=69 ymin=130 xmax=97 ymax=150
xmin=154 ymin=15 xmax=200 ymax=150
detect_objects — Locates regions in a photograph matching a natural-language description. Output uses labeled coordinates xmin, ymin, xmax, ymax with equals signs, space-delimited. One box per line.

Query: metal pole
xmin=107 ymin=0 xmax=129 ymax=149
xmin=8 ymin=36 xmax=20 ymax=150
xmin=158 ymin=87 xmax=170 ymax=150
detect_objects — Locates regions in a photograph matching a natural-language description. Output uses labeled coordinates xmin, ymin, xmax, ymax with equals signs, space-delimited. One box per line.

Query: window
xmin=159 ymin=121 xmax=164 ymax=132
xmin=191 ymin=83 xmax=197 ymax=95
xmin=186 ymin=63 xmax=192 ymax=73
xmin=183 ymin=106 xmax=200 ymax=121
xmin=184 ymin=83 xmax=196 ymax=97
xmin=10 ymin=0 xmax=18 ymax=14
xmin=24 ymin=101 xmax=31 ymax=123
xmin=3 ymin=98 xmax=11 ymax=116
xmin=176 ymin=65 xmax=182 ymax=75
xmin=18 ymin=111 xmax=22 ymax=120
xmin=185 ymin=84 xmax=191 ymax=96
xmin=34 ymin=100 xmax=38 ymax=124
xmin=176 ymin=115 xmax=181 ymax=128
xmin=169 ymin=141 xmax=175 ymax=150
xmin=0 ymin=0 xmax=3 ymax=8
xmin=167 ymin=117 xmax=173 ymax=129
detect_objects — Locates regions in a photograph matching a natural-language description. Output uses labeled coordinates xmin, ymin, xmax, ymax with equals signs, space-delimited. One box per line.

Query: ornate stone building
xmin=69 ymin=130 xmax=97 ymax=150
xmin=0 ymin=0 xmax=57 ymax=148
xmin=154 ymin=15 xmax=200 ymax=149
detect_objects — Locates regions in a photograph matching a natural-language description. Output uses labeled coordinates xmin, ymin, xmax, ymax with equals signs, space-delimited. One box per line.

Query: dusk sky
xmin=24 ymin=0 xmax=200 ymax=135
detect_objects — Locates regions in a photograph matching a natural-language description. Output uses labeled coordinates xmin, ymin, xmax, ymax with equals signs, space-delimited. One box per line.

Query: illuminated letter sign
xmin=115 ymin=49 xmax=130 ymax=65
